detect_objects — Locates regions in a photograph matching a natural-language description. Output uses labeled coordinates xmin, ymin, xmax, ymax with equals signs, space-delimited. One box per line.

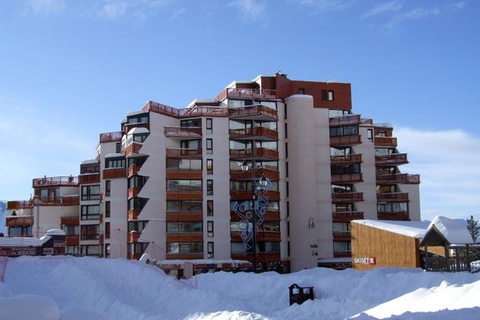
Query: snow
xmin=351 ymin=220 xmax=429 ymax=239
xmin=1 ymin=256 xmax=479 ymax=320
xmin=427 ymin=216 xmax=474 ymax=244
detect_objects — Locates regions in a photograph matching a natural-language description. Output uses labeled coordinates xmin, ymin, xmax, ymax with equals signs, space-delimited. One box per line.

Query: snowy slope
xmin=0 ymin=256 xmax=479 ymax=320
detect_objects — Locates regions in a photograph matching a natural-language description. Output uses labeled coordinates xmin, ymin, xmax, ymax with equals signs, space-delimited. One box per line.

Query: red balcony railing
xmin=32 ymin=176 xmax=78 ymax=188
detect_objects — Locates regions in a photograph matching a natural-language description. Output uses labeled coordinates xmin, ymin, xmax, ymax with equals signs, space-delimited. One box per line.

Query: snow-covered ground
xmin=0 ymin=256 xmax=479 ymax=320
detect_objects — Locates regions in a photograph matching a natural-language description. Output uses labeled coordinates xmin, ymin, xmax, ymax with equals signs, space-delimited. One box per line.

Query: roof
xmin=420 ymin=216 xmax=474 ymax=246
xmin=352 ymin=219 xmax=430 ymax=239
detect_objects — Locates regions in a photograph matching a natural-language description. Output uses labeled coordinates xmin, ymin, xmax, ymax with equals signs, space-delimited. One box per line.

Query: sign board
xmin=354 ymin=257 xmax=376 ymax=265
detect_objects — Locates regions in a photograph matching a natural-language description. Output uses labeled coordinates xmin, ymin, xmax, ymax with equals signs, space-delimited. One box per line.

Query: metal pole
xmin=251 ymin=148 xmax=257 ymax=273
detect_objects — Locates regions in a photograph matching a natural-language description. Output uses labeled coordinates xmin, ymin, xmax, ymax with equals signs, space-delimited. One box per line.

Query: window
xmin=126 ymin=113 xmax=148 ymax=124
xmin=206 ymin=159 xmax=213 ymax=174
xmin=128 ymin=220 xmax=148 ymax=233
xmin=207 ymin=221 xmax=214 ymax=237
xmin=105 ymin=201 xmax=110 ymax=218
xmin=206 ymin=138 xmax=213 ymax=154
xmin=84 ymin=245 xmax=100 ymax=256
xmin=333 ymin=241 xmax=351 ymax=253
xmin=207 ymin=242 xmax=214 ymax=258
xmin=206 ymin=118 xmax=213 ymax=134
xmin=61 ymin=225 xmax=79 ymax=236
xmin=322 ymin=90 xmax=334 ymax=101
xmin=166 ymin=222 xmax=202 ymax=233
xmin=81 ymin=185 xmax=100 ymax=201
xmin=166 ymin=242 xmax=203 ymax=254
xmin=167 ymin=180 xmax=202 ymax=192
xmin=128 ymin=175 xmax=148 ymax=188
xmin=8 ymin=226 xmax=32 ymax=237
xmin=367 ymin=129 xmax=373 ymax=141
xmin=80 ymin=163 xmax=99 ymax=174
xmin=166 ymin=201 xmax=202 ymax=212
xmin=181 ymin=119 xmax=201 ymax=127
xmin=166 ymin=159 xmax=202 ymax=170
xmin=81 ymin=225 xmax=99 ymax=240
xmin=298 ymin=88 xmax=305 ymax=94
xmin=105 ymin=180 xmax=111 ymax=197
xmin=105 ymin=222 xmax=110 ymax=239
xmin=81 ymin=205 xmax=100 ymax=220
xmin=105 ymin=157 xmax=125 ymax=169
xmin=329 ymin=126 xmax=359 ymax=137
xmin=207 ymin=180 xmax=213 ymax=195
xmin=333 ymin=222 xmax=350 ymax=233
xmin=331 ymin=163 xmax=361 ymax=175
xmin=207 ymin=200 xmax=214 ymax=216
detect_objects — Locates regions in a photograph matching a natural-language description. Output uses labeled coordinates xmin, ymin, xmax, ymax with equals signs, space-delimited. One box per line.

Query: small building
xmin=0 ymin=229 xmax=66 ymax=257
xmin=351 ymin=216 xmax=476 ymax=272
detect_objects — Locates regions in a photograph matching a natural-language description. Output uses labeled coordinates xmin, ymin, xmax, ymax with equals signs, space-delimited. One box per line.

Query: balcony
xmin=123 ymin=122 xmax=149 ymax=135
xmin=32 ymin=175 xmax=78 ymax=188
xmin=376 ymin=174 xmax=420 ymax=184
xmin=230 ymin=210 xmax=279 ymax=221
xmin=230 ymin=167 xmax=279 ymax=181
xmin=103 ymin=168 xmax=126 ymax=179
xmin=166 ymin=191 xmax=203 ymax=201
xmin=65 ymin=235 xmax=80 ymax=246
xmin=127 ymin=231 xmax=140 ymax=243
xmin=78 ymin=173 xmax=100 ymax=184
xmin=230 ymin=190 xmax=280 ymax=201
xmin=374 ymin=136 xmax=397 ymax=147
xmin=330 ymin=135 xmax=362 ymax=146
xmin=166 ymin=170 xmax=202 ymax=180
xmin=377 ymin=212 xmax=410 ymax=220
xmin=127 ymin=164 xmax=141 ymax=177
xmin=128 ymin=209 xmax=140 ymax=220
xmin=6 ymin=216 xmax=33 ymax=227
xmin=331 ymin=173 xmax=363 ymax=183
xmin=216 ymin=88 xmax=277 ymax=101
xmin=166 ymin=233 xmax=203 ymax=242
xmin=230 ymin=127 xmax=278 ymax=141
xmin=329 ymin=115 xmax=361 ymax=126
xmin=166 ymin=212 xmax=203 ymax=222
xmin=127 ymin=187 xmax=142 ymax=199
xmin=99 ymin=131 xmax=122 ymax=143
xmin=332 ymin=192 xmax=364 ymax=202
xmin=122 ymin=142 xmax=143 ymax=157
xmin=230 ymin=147 xmax=279 ymax=162
xmin=375 ymin=153 xmax=408 ymax=166
xmin=330 ymin=154 xmax=362 ymax=164
xmin=61 ymin=216 xmax=79 ymax=226
xmin=332 ymin=211 xmax=364 ymax=221
xmin=31 ymin=195 xmax=80 ymax=207
xmin=7 ymin=201 xmax=32 ymax=210
xmin=333 ymin=231 xmax=351 ymax=241
xmin=229 ymin=105 xmax=278 ymax=121
xmin=166 ymin=148 xmax=203 ymax=159
xmin=333 ymin=251 xmax=351 ymax=258
xmin=377 ymin=192 xmax=409 ymax=202
xmin=164 ymin=126 xmax=202 ymax=140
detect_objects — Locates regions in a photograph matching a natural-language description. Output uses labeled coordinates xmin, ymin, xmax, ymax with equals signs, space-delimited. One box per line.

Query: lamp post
xmin=233 ymin=148 xmax=270 ymax=273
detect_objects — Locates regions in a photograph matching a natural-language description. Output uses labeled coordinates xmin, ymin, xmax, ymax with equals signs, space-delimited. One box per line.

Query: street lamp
xmin=233 ymin=149 xmax=271 ymax=273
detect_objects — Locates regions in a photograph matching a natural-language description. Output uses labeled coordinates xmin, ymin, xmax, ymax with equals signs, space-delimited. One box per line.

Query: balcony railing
xmin=377 ymin=192 xmax=409 ymax=202
xmin=6 ymin=216 xmax=34 ymax=227
xmin=329 ymin=115 xmax=361 ymax=126
xmin=99 ymin=131 xmax=122 ymax=143
xmin=377 ymin=212 xmax=410 ymax=220
xmin=374 ymin=136 xmax=397 ymax=147
xmin=330 ymin=135 xmax=362 ymax=146
xmin=229 ymin=147 xmax=279 ymax=161
xmin=7 ymin=201 xmax=32 ymax=210
xmin=229 ymin=127 xmax=278 ymax=141
xmin=332 ymin=211 xmax=364 ymax=221
xmin=230 ymin=167 xmax=279 ymax=181
xmin=122 ymin=142 xmax=143 ymax=157
xmin=332 ymin=192 xmax=364 ymax=202
xmin=425 ymin=257 xmax=471 ymax=272
xmin=61 ymin=216 xmax=79 ymax=226
xmin=164 ymin=126 xmax=202 ymax=139
xmin=103 ymin=168 xmax=126 ymax=179
xmin=216 ymin=88 xmax=277 ymax=101
xmin=331 ymin=173 xmax=363 ymax=183
xmin=330 ymin=154 xmax=362 ymax=164
xmin=65 ymin=235 xmax=80 ymax=246
xmin=375 ymin=153 xmax=408 ymax=166
xmin=166 ymin=148 xmax=203 ymax=159
xmin=32 ymin=175 xmax=78 ymax=188
xmin=78 ymin=173 xmax=101 ymax=184
xmin=229 ymin=105 xmax=278 ymax=121
xmin=333 ymin=231 xmax=351 ymax=241
xmin=376 ymin=174 xmax=420 ymax=184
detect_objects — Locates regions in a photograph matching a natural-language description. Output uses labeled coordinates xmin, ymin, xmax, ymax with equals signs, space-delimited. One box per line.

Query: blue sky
xmin=0 ymin=0 xmax=479 ymax=221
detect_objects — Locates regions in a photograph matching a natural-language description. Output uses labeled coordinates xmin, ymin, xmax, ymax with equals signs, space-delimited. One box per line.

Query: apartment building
xmin=4 ymin=73 xmax=420 ymax=273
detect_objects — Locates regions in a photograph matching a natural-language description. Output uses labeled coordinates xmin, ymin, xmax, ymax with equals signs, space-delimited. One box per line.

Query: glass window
xmin=207 ymin=180 xmax=213 ymax=195
xmin=81 ymin=225 xmax=99 ymax=240
xmin=207 ymin=200 xmax=214 ymax=216
xmin=206 ymin=159 xmax=213 ymax=174
xmin=81 ymin=185 xmax=100 ymax=201
xmin=105 ymin=158 xmax=125 ymax=169
xmin=206 ymin=139 xmax=213 ymax=154
xmin=81 ymin=205 xmax=100 ymax=220
xmin=207 ymin=221 xmax=214 ymax=237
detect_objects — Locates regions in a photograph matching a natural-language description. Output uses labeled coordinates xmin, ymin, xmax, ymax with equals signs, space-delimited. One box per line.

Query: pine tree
xmin=467 ymin=215 xmax=479 ymax=243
